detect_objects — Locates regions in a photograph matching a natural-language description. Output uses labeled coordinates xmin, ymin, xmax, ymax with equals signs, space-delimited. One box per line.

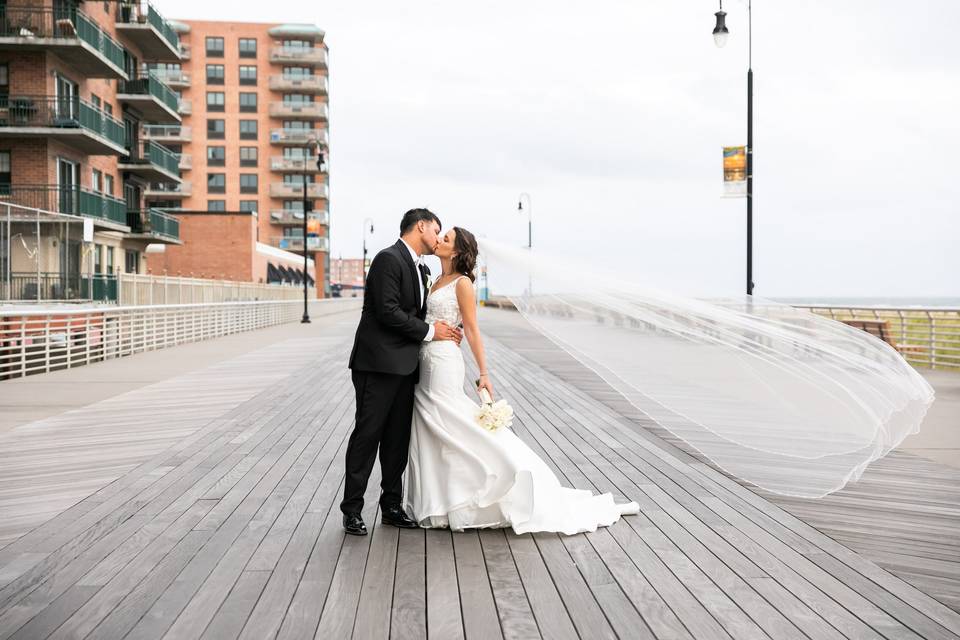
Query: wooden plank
xmin=504 ymin=534 xmax=578 ymax=640
xmin=391 ymin=528 xmax=427 ymax=640
xmin=478 ymin=529 xmax=541 ymax=640
xmin=453 ymin=530 xmax=503 ymax=640
xmin=424 ymin=529 xmax=464 ymax=640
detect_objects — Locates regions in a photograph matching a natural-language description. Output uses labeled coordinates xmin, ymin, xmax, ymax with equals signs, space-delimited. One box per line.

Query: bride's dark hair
xmin=452 ymin=227 xmax=479 ymax=282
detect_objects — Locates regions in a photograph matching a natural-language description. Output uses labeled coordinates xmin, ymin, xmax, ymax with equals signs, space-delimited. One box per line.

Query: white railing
xmin=0 ymin=298 xmax=361 ymax=380
xmin=798 ymin=305 xmax=960 ymax=370
xmin=119 ymin=273 xmax=314 ymax=306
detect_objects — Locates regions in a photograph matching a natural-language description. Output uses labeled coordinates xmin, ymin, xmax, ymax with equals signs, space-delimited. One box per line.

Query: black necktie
xmin=417 ymin=263 xmax=429 ymax=309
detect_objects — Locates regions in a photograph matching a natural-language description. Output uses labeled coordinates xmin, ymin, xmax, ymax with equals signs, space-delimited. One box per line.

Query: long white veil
xmin=479 ymin=239 xmax=935 ymax=499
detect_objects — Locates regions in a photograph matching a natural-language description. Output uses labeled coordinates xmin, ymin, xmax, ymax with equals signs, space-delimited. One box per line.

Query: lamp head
xmin=713 ymin=10 xmax=729 ymax=48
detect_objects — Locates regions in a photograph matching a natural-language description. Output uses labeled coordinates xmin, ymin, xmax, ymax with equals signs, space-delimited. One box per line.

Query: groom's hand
xmin=433 ymin=321 xmax=463 ymax=345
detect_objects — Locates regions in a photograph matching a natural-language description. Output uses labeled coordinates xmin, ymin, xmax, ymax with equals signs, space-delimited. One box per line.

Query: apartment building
xmin=0 ymin=0 xmax=184 ymax=302
xmin=145 ymin=20 xmax=330 ymax=296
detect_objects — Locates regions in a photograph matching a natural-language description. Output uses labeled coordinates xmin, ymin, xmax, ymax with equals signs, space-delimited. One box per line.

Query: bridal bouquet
xmin=475 ymin=383 xmax=514 ymax=432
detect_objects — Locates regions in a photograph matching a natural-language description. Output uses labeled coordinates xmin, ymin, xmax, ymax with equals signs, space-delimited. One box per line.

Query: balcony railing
xmin=269 ymin=46 xmax=327 ymax=66
xmin=118 ymin=73 xmax=180 ymax=116
xmin=268 ymin=75 xmax=327 ymax=93
xmin=115 ymin=1 xmax=180 ymax=58
xmin=0 ymin=6 xmax=127 ymax=75
xmin=179 ymin=98 xmax=192 ymax=115
xmin=270 ymin=183 xmax=328 ymax=199
xmin=146 ymin=67 xmax=190 ymax=88
xmin=127 ymin=208 xmax=180 ymax=242
xmin=178 ymin=153 xmax=191 ymax=170
xmin=270 ymin=156 xmax=326 ymax=173
xmin=179 ymin=43 xmax=191 ymax=60
xmin=0 ymin=95 xmax=127 ymax=150
xmin=269 ymin=210 xmax=330 ymax=226
xmin=269 ymin=128 xmax=327 ymax=145
xmin=2 ymin=272 xmax=114 ymax=303
xmin=145 ymin=181 xmax=192 ymax=198
xmin=120 ymin=140 xmax=180 ymax=179
xmin=270 ymin=236 xmax=329 ymax=252
xmin=143 ymin=124 xmax=191 ymax=142
xmin=0 ymin=184 xmax=127 ymax=226
xmin=268 ymin=102 xmax=328 ymax=120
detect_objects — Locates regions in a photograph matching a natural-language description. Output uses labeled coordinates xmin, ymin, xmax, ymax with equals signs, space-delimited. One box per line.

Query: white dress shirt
xmin=399 ymin=238 xmax=435 ymax=342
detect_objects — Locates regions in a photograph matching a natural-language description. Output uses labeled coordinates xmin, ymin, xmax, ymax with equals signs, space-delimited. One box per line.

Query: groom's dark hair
xmin=400 ymin=208 xmax=441 ymax=235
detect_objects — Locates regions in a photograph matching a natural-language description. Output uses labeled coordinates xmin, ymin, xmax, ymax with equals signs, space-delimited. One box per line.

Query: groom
xmin=341 ymin=208 xmax=463 ymax=535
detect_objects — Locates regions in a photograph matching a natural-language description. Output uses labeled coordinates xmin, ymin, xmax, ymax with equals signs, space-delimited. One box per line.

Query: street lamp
xmin=362 ymin=218 xmax=374 ymax=288
xmin=713 ymin=0 xmax=754 ymax=296
xmin=517 ymin=192 xmax=532 ymax=249
xmin=300 ymin=140 xmax=326 ymax=323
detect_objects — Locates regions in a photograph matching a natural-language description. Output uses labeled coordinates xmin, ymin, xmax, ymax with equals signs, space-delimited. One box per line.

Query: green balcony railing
xmin=119 ymin=73 xmax=180 ymax=114
xmin=127 ymin=208 xmax=180 ymax=241
xmin=0 ymin=95 xmax=127 ymax=149
xmin=147 ymin=3 xmax=180 ymax=51
xmin=0 ymin=7 xmax=127 ymax=73
xmin=0 ymin=184 xmax=128 ymax=226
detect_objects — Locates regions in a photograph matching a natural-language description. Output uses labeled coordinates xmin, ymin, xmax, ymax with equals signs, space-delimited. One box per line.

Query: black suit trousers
xmin=340 ymin=369 xmax=417 ymax=515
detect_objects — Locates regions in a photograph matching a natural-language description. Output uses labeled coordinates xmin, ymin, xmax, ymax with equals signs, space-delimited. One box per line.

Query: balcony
xmin=0 ymin=95 xmax=128 ymax=155
xmin=268 ymin=75 xmax=327 ymax=94
xmin=270 ymin=156 xmax=326 ymax=173
xmin=270 ymin=235 xmax=329 ymax=252
xmin=179 ymin=43 xmax=191 ymax=60
xmin=126 ymin=209 xmax=181 ymax=244
xmin=118 ymin=141 xmax=181 ymax=182
xmin=270 ymin=182 xmax=328 ymax=199
xmin=143 ymin=124 xmax=191 ymax=143
xmin=269 ymin=210 xmax=330 ymax=226
xmin=147 ymin=68 xmax=190 ymax=88
xmin=0 ymin=184 xmax=130 ymax=230
xmin=268 ymin=102 xmax=328 ymax=121
xmin=0 ymin=6 xmax=127 ymax=79
xmin=179 ymin=98 xmax=192 ymax=116
xmin=117 ymin=73 xmax=181 ymax=124
xmin=115 ymin=1 xmax=181 ymax=61
xmin=178 ymin=153 xmax=191 ymax=170
xmin=269 ymin=46 xmax=327 ymax=67
xmin=145 ymin=181 xmax=191 ymax=198
xmin=269 ymin=128 xmax=327 ymax=146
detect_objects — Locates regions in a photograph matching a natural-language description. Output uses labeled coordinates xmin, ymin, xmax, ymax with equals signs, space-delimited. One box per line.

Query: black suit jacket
xmin=348 ymin=240 xmax=430 ymax=375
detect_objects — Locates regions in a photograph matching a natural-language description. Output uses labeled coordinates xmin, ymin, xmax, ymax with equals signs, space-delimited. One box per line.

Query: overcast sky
xmin=161 ymin=0 xmax=958 ymax=297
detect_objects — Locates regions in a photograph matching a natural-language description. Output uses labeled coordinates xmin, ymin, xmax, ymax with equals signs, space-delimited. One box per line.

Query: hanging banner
xmin=723 ymin=146 xmax=746 ymax=198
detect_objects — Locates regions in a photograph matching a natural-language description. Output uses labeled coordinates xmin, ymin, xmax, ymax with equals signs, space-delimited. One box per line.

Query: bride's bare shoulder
xmin=454 ymin=275 xmax=475 ymax=301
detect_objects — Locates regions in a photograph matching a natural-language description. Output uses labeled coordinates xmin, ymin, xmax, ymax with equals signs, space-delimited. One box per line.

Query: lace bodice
xmin=424 ymin=276 xmax=466 ymax=328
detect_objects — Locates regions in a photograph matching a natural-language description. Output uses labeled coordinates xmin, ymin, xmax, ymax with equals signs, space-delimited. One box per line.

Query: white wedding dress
xmin=403 ymin=276 xmax=640 ymax=534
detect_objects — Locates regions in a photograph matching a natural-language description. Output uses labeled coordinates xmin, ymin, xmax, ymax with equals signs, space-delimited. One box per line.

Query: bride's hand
xmin=477 ymin=374 xmax=494 ymax=401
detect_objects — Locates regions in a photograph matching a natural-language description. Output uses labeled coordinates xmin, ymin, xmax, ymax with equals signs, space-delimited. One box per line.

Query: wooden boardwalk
xmin=0 ymin=311 xmax=958 ymax=639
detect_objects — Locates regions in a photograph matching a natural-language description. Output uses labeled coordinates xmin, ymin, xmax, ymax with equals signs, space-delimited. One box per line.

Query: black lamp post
xmin=362 ymin=218 xmax=374 ymax=288
xmin=301 ymin=141 xmax=326 ymax=323
xmin=517 ymin=192 xmax=532 ymax=249
xmin=714 ymin=0 xmax=754 ymax=296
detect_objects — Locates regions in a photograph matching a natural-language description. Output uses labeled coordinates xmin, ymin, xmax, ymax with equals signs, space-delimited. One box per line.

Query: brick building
xmin=144 ymin=20 xmax=330 ymax=297
xmin=330 ymin=257 xmax=364 ymax=292
xmin=0 ymin=0 xmax=184 ymax=302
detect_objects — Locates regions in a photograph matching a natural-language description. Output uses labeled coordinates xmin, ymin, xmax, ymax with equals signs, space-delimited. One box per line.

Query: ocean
xmin=773 ymin=297 xmax=960 ymax=309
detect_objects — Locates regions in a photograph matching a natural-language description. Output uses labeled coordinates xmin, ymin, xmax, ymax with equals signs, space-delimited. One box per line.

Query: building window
xmin=240 ymin=174 xmax=258 ymax=194
xmin=206 ymin=36 xmax=224 ymax=57
xmin=207 ymin=173 xmax=226 ymax=194
xmin=104 ymin=102 xmax=113 ymax=117
xmin=239 ymin=146 xmax=258 ymax=167
xmin=239 ymin=65 xmax=257 ymax=86
xmin=94 ymin=243 xmax=103 ymax=274
xmin=239 ymin=200 xmax=258 ymax=213
xmin=283 ymin=93 xmax=313 ymax=104
xmin=283 ymin=120 xmax=311 ymax=131
xmin=206 ymin=91 xmax=225 ymax=112
xmin=106 ymin=246 xmax=114 ymax=274
xmin=239 ymin=92 xmax=257 ymax=113
xmin=206 ymin=64 xmax=225 ymax=85
xmin=0 ymin=64 xmax=7 ymax=99
xmin=90 ymin=94 xmax=102 ymax=110
xmin=239 ymin=38 xmax=257 ymax=58
xmin=239 ymin=120 xmax=258 ymax=140
xmin=0 ymin=152 xmax=9 ymax=193
xmin=92 ymin=169 xmax=102 ymax=192
xmin=207 ymin=119 xmax=225 ymax=139
xmin=125 ymin=249 xmax=140 ymax=274
xmin=283 ymin=66 xmax=311 ymax=78
xmin=104 ymin=174 xmax=114 ymax=196
xmin=207 ymin=146 xmax=225 ymax=167
xmin=283 ymin=39 xmax=312 ymax=49
xmin=208 ymin=200 xmax=226 ymax=212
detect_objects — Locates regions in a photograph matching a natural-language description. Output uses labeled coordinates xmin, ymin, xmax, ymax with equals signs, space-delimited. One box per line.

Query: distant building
xmin=0 ymin=0 xmax=185 ymax=302
xmin=144 ymin=19 xmax=330 ymax=296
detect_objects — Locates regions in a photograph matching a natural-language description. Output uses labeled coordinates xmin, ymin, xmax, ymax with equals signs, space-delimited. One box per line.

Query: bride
xmin=403 ymin=226 xmax=639 ymax=534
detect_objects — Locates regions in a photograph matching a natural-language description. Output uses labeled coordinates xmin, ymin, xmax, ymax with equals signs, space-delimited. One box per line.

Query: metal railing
xmin=798 ymin=305 xmax=960 ymax=370
xmin=268 ymin=101 xmax=328 ymax=120
xmin=118 ymin=73 xmax=179 ymax=114
xmin=117 ymin=273 xmax=316 ymax=306
xmin=270 ymin=156 xmax=325 ymax=172
xmin=126 ymin=209 xmax=180 ymax=242
xmin=0 ymin=6 xmax=126 ymax=71
xmin=0 ymin=298 xmax=361 ymax=380
xmin=268 ymin=74 xmax=327 ymax=93
xmin=145 ymin=181 xmax=191 ymax=197
xmin=125 ymin=140 xmax=180 ymax=176
xmin=269 ymin=210 xmax=330 ymax=226
xmin=0 ymin=95 xmax=127 ymax=148
xmin=0 ymin=184 xmax=127 ymax=226
xmin=116 ymin=0 xmax=180 ymax=51
xmin=143 ymin=124 xmax=191 ymax=142
xmin=269 ymin=128 xmax=327 ymax=145
xmin=270 ymin=182 xmax=328 ymax=198
xmin=146 ymin=67 xmax=190 ymax=87
xmin=269 ymin=46 xmax=327 ymax=66
xmin=270 ymin=236 xmax=330 ymax=252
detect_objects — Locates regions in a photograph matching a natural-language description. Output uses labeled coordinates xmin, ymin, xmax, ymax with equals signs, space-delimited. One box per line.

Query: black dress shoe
xmin=381 ymin=505 xmax=418 ymax=528
xmin=343 ymin=513 xmax=368 ymax=536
